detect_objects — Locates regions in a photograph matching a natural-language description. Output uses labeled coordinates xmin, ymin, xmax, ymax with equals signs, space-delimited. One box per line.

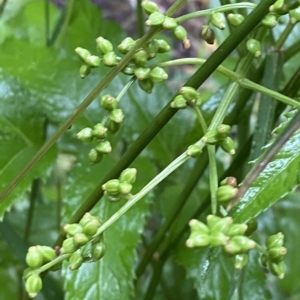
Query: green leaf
xmin=62 ymin=155 xmax=156 ymax=300
xmin=0 ymin=72 xmax=57 ymax=219
xmin=231 ymin=125 xmax=300 ymax=223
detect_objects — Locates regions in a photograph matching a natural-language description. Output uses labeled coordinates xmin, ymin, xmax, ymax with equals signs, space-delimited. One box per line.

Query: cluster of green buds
xmin=201 ymin=124 xmax=235 ymax=155
xmin=261 ymin=232 xmax=287 ymax=279
xmin=77 ymin=123 xmax=111 ymax=164
xmin=75 ymin=47 xmax=101 ymax=78
xmin=24 ymin=246 xmax=57 ymax=297
xmin=170 ymin=86 xmax=202 ymax=109
xmin=142 ymin=1 xmax=190 ymax=49
xmin=210 ymin=12 xmax=226 ymax=30
xmin=186 ymin=215 xmax=256 ymax=268
xmin=216 ymin=176 xmax=238 ymax=206
xmin=227 ymin=13 xmax=245 ymax=27
xmin=62 ymin=213 xmax=105 ymax=269
xmin=102 ymin=168 xmax=137 ymax=202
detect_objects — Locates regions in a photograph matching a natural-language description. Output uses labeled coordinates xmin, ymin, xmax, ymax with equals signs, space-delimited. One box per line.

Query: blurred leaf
xmin=231 ymin=123 xmax=300 ymax=223
xmin=0 ymin=72 xmax=57 ymax=219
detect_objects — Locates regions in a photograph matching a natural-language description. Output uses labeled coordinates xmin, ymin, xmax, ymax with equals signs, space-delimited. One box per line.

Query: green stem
xmin=45 ymin=0 xmax=50 ymax=45
xmin=53 ymin=0 xmax=277 ymax=247
xmin=284 ymin=39 xmax=300 ymax=61
xmin=194 ymin=106 xmax=208 ymax=133
xmin=0 ymin=0 xmax=7 ymax=15
xmin=275 ymin=21 xmax=294 ymax=49
xmin=255 ymin=243 xmax=268 ymax=255
xmin=136 ymin=0 xmax=145 ymax=38
xmin=175 ymin=3 xmax=256 ymax=23
xmin=158 ymin=58 xmax=239 ymax=81
xmin=238 ymin=78 xmax=300 ymax=107
xmin=144 ymin=260 xmax=164 ymax=300
xmin=24 ymin=180 xmax=40 ymax=243
xmin=57 ymin=0 xmax=75 ymax=46
xmin=116 ymin=77 xmax=136 ymax=101
xmin=24 ymin=254 xmax=71 ymax=279
xmin=208 ymin=145 xmax=218 ymax=214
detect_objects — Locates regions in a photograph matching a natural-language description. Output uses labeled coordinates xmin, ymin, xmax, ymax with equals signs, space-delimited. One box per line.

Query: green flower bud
xmin=188 ymin=219 xmax=210 ymax=234
xmin=210 ymin=232 xmax=229 ymax=246
xmin=227 ymin=13 xmax=245 ymax=27
xmin=83 ymin=218 xmax=101 ymax=236
xmin=245 ymin=218 xmax=258 ymax=236
xmin=234 ymin=254 xmax=248 ymax=269
xmin=73 ymin=233 xmax=90 ymax=247
xmin=224 ymin=239 xmax=242 ymax=254
xmin=61 ymin=237 xmax=79 ymax=254
xmin=216 ymin=185 xmax=238 ymax=203
xmin=269 ymin=247 xmax=287 ymax=263
xmin=96 ymin=36 xmax=113 ymax=55
xmin=180 ymin=86 xmax=197 ymax=101
xmin=109 ymin=109 xmax=124 ymax=124
xmin=267 ymin=261 xmax=285 ymax=279
xmin=170 ymin=95 xmax=187 ymax=109
xmin=266 ymin=232 xmax=284 ymax=249
xmin=230 ymin=236 xmax=256 ymax=252
xmin=211 ymin=12 xmax=226 ymax=30
xmin=227 ymin=224 xmax=248 ymax=237
xmin=92 ymin=123 xmax=107 ymax=139
xmin=289 ymin=7 xmax=300 ymax=24
xmin=77 ymin=128 xmax=93 ymax=143
xmin=92 ymin=242 xmax=106 ymax=261
xmin=145 ymin=12 xmax=165 ymax=27
xmin=138 ymin=79 xmax=154 ymax=93
xmin=105 ymin=118 xmax=120 ymax=133
xmin=75 ymin=47 xmax=91 ymax=61
xmin=269 ymin=0 xmax=287 ymax=15
xmin=36 ymin=246 xmax=56 ymax=263
xmin=220 ymin=137 xmax=235 ymax=155
xmin=216 ymin=124 xmax=231 ymax=138
xmin=220 ymin=176 xmax=237 ymax=188
xmin=26 ymin=247 xmax=44 ymax=268
xmin=186 ymin=232 xmax=210 ymax=247
xmin=155 ymin=39 xmax=171 ymax=53
xmin=85 ymin=55 xmax=101 ymax=67
xmin=163 ymin=16 xmax=177 ymax=30
xmin=25 ymin=274 xmax=42 ymax=298
xmin=262 ymin=14 xmax=277 ymax=28
xmin=145 ymin=39 xmax=159 ymax=58
xmin=88 ymin=148 xmax=103 ymax=164
xmin=134 ymin=67 xmax=151 ymax=80
xmin=173 ymin=25 xmax=188 ymax=41
xmin=79 ymin=64 xmax=91 ymax=79
xmin=122 ymin=64 xmax=135 ymax=76
xmin=201 ymin=129 xmax=220 ymax=145
xmin=102 ymin=179 xmax=120 ymax=196
xmin=79 ymin=213 xmax=93 ymax=227
xmin=69 ymin=251 xmax=83 ymax=270
xmin=150 ymin=67 xmax=168 ymax=82
xmin=261 ymin=253 xmax=268 ymax=267
xmin=100 ymin=94 xmax=118 ymax=111
xmin=103 ymin=52 xmax=118 ymax=66
xmin=141 ymin=1 xmax=159 ymax=15
xmin=118 ymin=37 xmax=136 ymax=54
xmin=133 ymin=50 xmax=149 ymax=66
xmin=206 ymin=214 xmax=222 ymax=229
xmin=209 ymin=216 xmax=233 ymax=234
xmin=95 ymin=140 xmax=112 ymax=154
xmin=186 ymin=144 xmax=202 ymax=157
xmin=119 ymin=168 xmax=137 ymax=184
xmin=246 ymin=39 xmax=262 ymax=57
xmin=201 ymin=25 xmax=215 ymax=45
xmin=119 ymin=182 xmax=133 ymax=195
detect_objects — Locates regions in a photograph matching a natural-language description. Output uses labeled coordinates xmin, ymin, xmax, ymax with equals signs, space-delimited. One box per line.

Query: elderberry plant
xmin=0 ymin=0 xmax=300 ymax=299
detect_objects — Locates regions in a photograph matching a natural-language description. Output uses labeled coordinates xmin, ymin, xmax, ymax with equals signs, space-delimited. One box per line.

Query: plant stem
xmin=136 ymin=0 xmax=145 ymax=38
xmin=275 ymin=21 xmax=294 ymax=49
xmin=194 ymin=106 xmax=208 ymax=133
xmin=238 ymin=78 xmax=300 ymax=108
xmin=175 ymin=3 xmax=256 ymax=23
xmin=255 ymin=243 xmax=268 ymax=255
xmin=228 ymin=109 xmax=300 ymax=211
xmin=45 ymin=0 xmax=50 ymax=45
xmin=208 ymin=145 xmax=218 ymax=214
xmin=284 ymin=40 xmax=300 ymax=61
xmin=116 ymin=77 xmax=136 ymax=101
xmin=158 ymin=59 xmax=239 ymax=81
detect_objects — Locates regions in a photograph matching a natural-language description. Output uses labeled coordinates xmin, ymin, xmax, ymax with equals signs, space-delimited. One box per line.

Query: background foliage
xmin=0 ymin=0 xmax=300 ymax=299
